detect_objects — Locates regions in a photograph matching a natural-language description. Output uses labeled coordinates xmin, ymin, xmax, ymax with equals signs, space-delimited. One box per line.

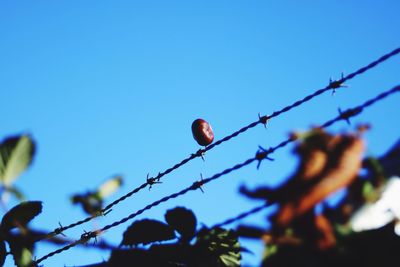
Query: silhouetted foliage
xmin=121 ymin=219 xmax=176 ymax=246
xmin=0 ymin=201 xmax=42 ymax=267
xmin=165 ymin=206 xmax=197 ymax=242
xmin=1 ymin=201 xmax=42 ymax=231
xmin=113 ymin=207 xmax=241 ymax=267
xmin=0 ymin=241 xmax=5 ymax=267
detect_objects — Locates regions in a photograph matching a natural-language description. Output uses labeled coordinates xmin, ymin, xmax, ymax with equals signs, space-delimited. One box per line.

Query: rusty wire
xmin=33 ymin=85 xmax=400 ymax=266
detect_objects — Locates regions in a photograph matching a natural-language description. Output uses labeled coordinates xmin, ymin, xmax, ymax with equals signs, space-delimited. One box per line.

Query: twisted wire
xmin=34 ymin=85 xmax=400 ymax=265
xmin=212 ymin=202 xmax=270 ymax=229
xmin=209 ymin=85 xmax=400 ymax=229
xmin=42 ymin=47 xmax=400 ymax=240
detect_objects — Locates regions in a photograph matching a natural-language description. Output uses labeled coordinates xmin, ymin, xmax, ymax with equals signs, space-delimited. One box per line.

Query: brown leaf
xmin=314 ymin=214 xmax=336 ymax=250
xmin=276 ymin=135 xmax=364 ymax=226
xmin=296 ymin=149 xmax=327 ymax=181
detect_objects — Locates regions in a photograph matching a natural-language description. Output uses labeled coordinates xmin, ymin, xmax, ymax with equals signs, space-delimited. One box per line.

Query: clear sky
xmin=0 ymin=1 xmax=399 ymax=266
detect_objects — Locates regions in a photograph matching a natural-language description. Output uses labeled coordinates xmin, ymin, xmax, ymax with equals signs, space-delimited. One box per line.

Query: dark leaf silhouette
xmin=121 ymin=219 xmax=176 ymax=246
xmin=262 ymin=223 xmax=400 ymax=267
xmin=150 ymin=243 xmax=193 ymax=265
xmin=0 ymin=135 xmax=35 ymax=186
xmin=165 ymin=206 xmax=197 ymax=241
xmin=237 ymin=225 xmax=265 ymax=239
xmin=109 ymin=248 xmax=164 ymax=267
xmin=7 ymin=233 xmax=36 ymax=267
xmin=0 ymin=240 xmax=5 ymax=267
xmin=379 ymin=138 xmax=400 ymax=177
xmin=1 ymin=201 xmax=42 ymax=231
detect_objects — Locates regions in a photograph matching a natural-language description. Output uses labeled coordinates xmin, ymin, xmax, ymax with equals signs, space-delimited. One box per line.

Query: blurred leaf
xmin=379 ymin=138 xmax=400 ymax=177
xmin=350 ymin=177 xmax=400 ymax=233
xmin=9 ymin=246 xmax=33 ymax=267
xmin=150 ymin=243 xmax=192 ymax=265
xmin=109 ymin=249 xmax=152 ymax=267
xmin=237 ymin=225 xmax=265 ymax=239
xmin=196 ymin=227 xmax=241 ymax=267
xmin=262 ymin=223 xmax=400 ymax=267
xmin=5 ymin=186 xmax=26 ymax=202
xmin=97 ymin=175 xmax=123 ymax=199
xmin=71 ymin=193 xmax=102 ymax=215
xmin=72 ymin=176 xmax=123 ymax=215
xmin=363 ymin=157 xmax=386 ymax=186
xmin=165 ymin=207 xmax=197 ymax=241
xmin=7 ymin=233 xmax=36 ymax=267
xmin=1 ymin=201 xmax=42 ymax=231
xmin=0 ymin=240 xmax=5 ymax=267
xmin=275 ymin=135 xmax=365 ymax=226
xmin=121 ymin=219 xmax=176 ymax=246
xmin=0 ymin=135 xmax=35 ymax=186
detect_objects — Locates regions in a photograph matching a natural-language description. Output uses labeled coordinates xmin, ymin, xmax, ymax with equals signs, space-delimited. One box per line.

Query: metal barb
xmin=193 ymin=174 xmax=205 ymax=193
xmin=338 ymin=107 xmax=363 ymax=125
xmin=147 ymin=173 xmax=162 ymax=190
xmin=193 ymin=148 xmax=206 ymax=161
xmin=329 ymin=73 xmax=347 ymax=91
xmin=102 ymin=209 xmax=112 ymax=216
xmin=258 ymin=113 xmax=269 ymax=128
xmin=56 ymin=222 xmax=67 ymax=237
xmin=338 ymin=108 xmax=350 ymax=125
xmin=255 ymin=146 xmax=274 ymax=169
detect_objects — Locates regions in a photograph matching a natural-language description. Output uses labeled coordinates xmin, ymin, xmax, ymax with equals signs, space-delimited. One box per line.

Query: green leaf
xmin=1 ymin=201 xmax=42 ymax=231
xmin=97 ymin=175 xmax=123 ymax=199
xmin=0 ymin=135 xmax=35 ymax=186
xmin=121 ymin=219 xmax=176 ymax=246
xmin=165 ymin=207 xmax=197 ymax=241
xmin=9 ymin=243 xmax=33 ymax=267
xmin=196 ymin=227 xmax=241 ymax=267
xmin=15 ymin=247 xmax=32 ymax=267
xmin=5 ymin=186 xmax=26 ymax=202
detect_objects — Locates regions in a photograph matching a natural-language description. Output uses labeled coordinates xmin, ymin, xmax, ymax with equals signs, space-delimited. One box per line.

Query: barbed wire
xmin=43 ymin=47 xmax=400 ymax=240
xmin=212 ymin=202 xmax=270 ymax=229
xmin=33 ymin=84 xmax=400 ymax=266
xmin=210 ymin=86 xmax=400 ymax=230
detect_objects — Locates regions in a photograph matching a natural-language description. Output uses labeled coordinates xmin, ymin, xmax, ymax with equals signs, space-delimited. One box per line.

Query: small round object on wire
xmin=191 ymin=118 xmax=214 ymax=146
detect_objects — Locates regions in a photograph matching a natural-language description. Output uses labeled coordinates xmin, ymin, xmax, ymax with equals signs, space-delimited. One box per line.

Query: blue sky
xmin=0 ymin=1 xmax=399 ymax=266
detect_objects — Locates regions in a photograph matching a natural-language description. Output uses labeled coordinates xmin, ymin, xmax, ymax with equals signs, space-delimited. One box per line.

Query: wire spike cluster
xmin=33 ymin=85 xmax=400 ymax=266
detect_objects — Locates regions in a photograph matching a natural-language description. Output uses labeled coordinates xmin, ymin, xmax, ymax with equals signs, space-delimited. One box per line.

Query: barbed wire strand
xmin=43 ymin=47 xmax=400 ymax=240
xmin=33 ymin=85 xmax=400 ymax=266
xmin=212 ymin=202 xmax=270 ymax=230
xmin=211 ymin=86 xmax=400 ymax=229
